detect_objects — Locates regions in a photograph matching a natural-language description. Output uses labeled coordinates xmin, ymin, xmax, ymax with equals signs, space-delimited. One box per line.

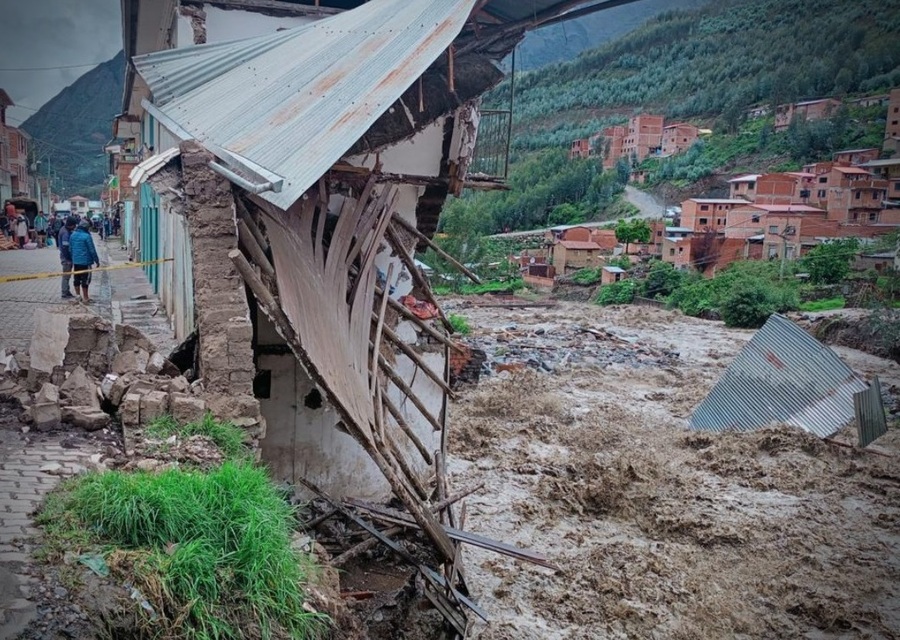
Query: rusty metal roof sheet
xmin=133 ymin=0 xmax=478 ymax=211
xmin=689 ymin=314 xmax=869 ymax=438
xmin=855 ymin=376 xmax=887 ymax=447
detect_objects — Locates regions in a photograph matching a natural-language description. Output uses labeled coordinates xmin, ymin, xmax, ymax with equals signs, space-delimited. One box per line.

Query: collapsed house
xmin=110 ymin=0 xmax=646 ymax=632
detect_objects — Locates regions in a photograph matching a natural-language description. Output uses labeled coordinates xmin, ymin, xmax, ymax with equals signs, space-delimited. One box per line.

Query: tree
xmin=719 ymin=281 xmax=779 ymax=328
xmin=615 ymin=218 xmax=651 ymax=254
xmin=801 ymin=238 xmax=860 ymax=284
xmin=640 ymin=261 xmax=684 ymax=299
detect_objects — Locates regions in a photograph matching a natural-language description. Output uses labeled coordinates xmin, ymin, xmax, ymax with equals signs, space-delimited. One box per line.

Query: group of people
xmin=2 ymin=201 xmax=121 ymax=249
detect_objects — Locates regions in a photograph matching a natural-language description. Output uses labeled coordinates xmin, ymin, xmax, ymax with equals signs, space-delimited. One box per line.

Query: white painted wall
xmin=176 ymin=6 xmax=317 ymax=47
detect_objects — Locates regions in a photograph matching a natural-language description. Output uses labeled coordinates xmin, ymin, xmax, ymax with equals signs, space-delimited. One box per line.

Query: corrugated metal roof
xmin=133 ymin=0 xmax=478 ymax=211
xmin=855 ymin=376 xmax=887 ymax=447
xmin=129 ymin=147 xmax=182 ymax=187
xmin=689 ymin=314 xmax=869 ymax=438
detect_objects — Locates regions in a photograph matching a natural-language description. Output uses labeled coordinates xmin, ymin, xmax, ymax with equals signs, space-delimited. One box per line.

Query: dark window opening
xmin=752 ymin=215 xmax=761 ymax=223
xmin=699 ymin=217 xmax=708 ymax=225
xmin=253 ymin=370 xmax=272 ymax=399
xmin=304 ymin=388 xmax=324 ymax=410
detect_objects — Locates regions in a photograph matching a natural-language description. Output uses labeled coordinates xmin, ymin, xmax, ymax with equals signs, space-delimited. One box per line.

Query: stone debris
xmin=58 ymin=367 xmax=101 ymax=410
xmin=61 ymin=406 xmax=112 ymax=432
xmin=112 ymin=348 xmax=150 ymax=376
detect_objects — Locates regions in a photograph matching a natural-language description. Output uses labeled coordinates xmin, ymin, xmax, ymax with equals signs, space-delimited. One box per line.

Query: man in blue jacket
xmin=58 ymin=217 xmax=77 ymax=299
xmin=69 ymin=220 xmax=100 ymax=303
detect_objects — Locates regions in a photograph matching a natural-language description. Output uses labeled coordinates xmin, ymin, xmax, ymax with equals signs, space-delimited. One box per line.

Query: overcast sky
xmin=0 ymin=0 xmax=122 ymax=127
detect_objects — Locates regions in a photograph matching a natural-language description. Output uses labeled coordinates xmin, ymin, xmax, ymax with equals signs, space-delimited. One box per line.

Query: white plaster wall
xmin=176 ymin=7 xmax=317 ymax=47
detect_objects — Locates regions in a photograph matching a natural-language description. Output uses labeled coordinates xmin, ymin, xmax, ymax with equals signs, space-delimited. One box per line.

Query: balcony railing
xmin=468 ymin=109 xmax=511 ymax=186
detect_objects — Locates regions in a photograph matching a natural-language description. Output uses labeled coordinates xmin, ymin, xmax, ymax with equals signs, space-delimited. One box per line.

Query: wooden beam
xmin=391 ymin=214 xmax=481 ymax=284
xmin=235 ymin=195 xmax=269 ymax=250
xmin=382 ymin=393 xmax=434 ymax=465
xmin=370 ymin=263 xmax=393 ymax=395
xmin=373 ymin=344 xmax=445 ymax=433
xmin=375 ymin=286 xmax=464 ymax=353
xmin=385 ymin=224 xmax=454 ymax=333
xmin=237 ymin=218 xmax=275 ymax=277
xmin=379 ymin=320 xmax=454 ymax=397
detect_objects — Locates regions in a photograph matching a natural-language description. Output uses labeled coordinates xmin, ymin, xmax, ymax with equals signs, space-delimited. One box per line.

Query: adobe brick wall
xmin=179 ymin=141 xmax=261 ymax=433
xmin=449 ymin=344 xmax=486 ymax=388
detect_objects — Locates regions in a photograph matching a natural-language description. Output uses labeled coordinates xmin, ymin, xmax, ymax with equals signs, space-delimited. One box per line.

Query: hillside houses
xmin=569 ymin=114 xmax=701 ymax=168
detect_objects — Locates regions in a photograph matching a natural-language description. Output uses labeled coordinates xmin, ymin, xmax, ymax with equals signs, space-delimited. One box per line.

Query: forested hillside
xmin=21 ymin=51 xmax=124 ymax=198
xmin=492 ymin=0 xmax=900 ymax=150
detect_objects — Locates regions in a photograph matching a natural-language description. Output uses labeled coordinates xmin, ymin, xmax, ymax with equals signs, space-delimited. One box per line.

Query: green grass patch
xmin=799 ymin=297 xmax=846 ymax=312
xmin=145 ymin=414 xmax=249 ymax=460
xmin=434 ymin=278 xmax=525 ymax=296
xmin=36 ymin=463 xmax=325 ymax=639
xmin=448 ymin=314 xmax=471 ymax=335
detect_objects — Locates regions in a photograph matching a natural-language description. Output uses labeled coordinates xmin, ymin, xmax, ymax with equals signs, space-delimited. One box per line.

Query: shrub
xmin=449 ymin=314 xmax=472 ymax=335
xmin=571 ymin=267 xmax=602 ymax=285
xmin=719 ymin=281 xmax=781 ymax=328
xmin=37 ymin=463 xmax=325 ymax=639
xmin=640 ymin=261 xmax=683 ymax=299
xmin=596 ymin=280 xmax=636 ymax=305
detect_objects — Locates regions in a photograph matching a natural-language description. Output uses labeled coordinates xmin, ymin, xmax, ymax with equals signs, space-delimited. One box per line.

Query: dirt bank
xmin=445 ymin=302 xmax=900 ymax=639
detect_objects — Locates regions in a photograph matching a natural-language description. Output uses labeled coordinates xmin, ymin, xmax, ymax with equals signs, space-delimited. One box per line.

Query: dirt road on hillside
xmin=622 ymin=185 xmax=665 ymax=219
xmin=442 ymin=301 xmax=900 ymax=639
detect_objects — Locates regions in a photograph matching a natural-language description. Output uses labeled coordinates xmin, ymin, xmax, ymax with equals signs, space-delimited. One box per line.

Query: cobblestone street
xmin=0 ymin=235 xmax=175 ymax=637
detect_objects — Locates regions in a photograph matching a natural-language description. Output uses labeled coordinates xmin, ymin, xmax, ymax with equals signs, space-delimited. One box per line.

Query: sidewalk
xmin=0 ymin=233 xmax=176 ymax=637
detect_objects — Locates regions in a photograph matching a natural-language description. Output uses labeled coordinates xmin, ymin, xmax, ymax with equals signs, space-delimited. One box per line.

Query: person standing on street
xmin=15 ymin=215 xmax=28 ymax=248
xmin=58 ymin=217 xmax=77 ymax=299
xmin=70 ymin=220 xmax=100 ymax=303
xmin=3 ymin=201 xmax=15 ymax=236
xmin=33 ymin=211 xmax=48 ymax=248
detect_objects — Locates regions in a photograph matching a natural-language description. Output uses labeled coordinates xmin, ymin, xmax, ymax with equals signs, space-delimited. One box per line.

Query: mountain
xmin=21 ymin=51 xmax=124 ymax=198
xmin=515 ymin=0 xmax=713 ymax=71
xmin=492 ymin=0 xmax=900 ymax=150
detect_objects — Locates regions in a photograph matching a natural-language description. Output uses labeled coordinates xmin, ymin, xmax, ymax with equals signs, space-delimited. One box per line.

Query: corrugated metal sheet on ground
xmin=132 ymin=0 xmax=477 ymax=211
xmin=855 ymin=376 xmax=887 ymax=447
xmin=689 ymin=314 xmax=869 ymax=438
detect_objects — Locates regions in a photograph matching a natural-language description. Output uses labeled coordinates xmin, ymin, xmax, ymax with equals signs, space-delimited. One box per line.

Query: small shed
xmin=601 ymin=265 xmax=626 ymax=285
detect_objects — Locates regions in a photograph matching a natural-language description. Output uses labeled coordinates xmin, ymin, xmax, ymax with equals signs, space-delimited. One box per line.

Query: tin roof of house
xmin=665 ymin=226 xmax=693 ymax=233
xmin=133 ymin=0 xmax=480 ymax=211
xmin=748 ymin=204 xmax=826 ymax=213
xmin=834 ymin=148 xmax=878 ymax=155
xmin=860 ymin=158 xmax=900 ymax=168
xmin=727 ymin=174 xmax=762 ymax=183
xmin=559 ymin=240 xmax=601 ymax=250
xmin=688 ymin=198 xmax=752 ymax=204
xmin=602 ymin=266 xmax=625 ymax=273
xmin=796 ymin=98 xmax=840 ymax=106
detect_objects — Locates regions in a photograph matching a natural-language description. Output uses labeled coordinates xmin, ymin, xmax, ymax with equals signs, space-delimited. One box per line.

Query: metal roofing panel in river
xmin=689 ymin=314 xmax=869 ymax=438
xmin=132 ymin=0 xmax=478 ymax=211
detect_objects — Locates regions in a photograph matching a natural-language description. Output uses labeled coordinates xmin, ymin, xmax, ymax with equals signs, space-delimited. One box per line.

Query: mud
xmin=446 ymin=301 xmax=900 ymax=639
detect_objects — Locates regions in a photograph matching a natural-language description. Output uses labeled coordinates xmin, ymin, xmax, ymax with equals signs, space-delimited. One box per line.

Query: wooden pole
xmin=235 ymin=196 xmax=269 ymax=251
xmin=448 ymin=45 xmax=456 ymax=93
xmin=237 ymin=218 xmax=275 ymax=277
xmin=378 ymin=318 xmax=454 ymax=396
xmin=376 ymin=286 xmax=464 ymax=353
xmin=370 ymin=263 xmax=394 ymax=395
xmin=385 ymin=224 xmax=454 ymax=333
xmin=391 ymin=213 xmax=481 ymax=284
xmin=383 ymin=393 xmax=434 ymax=465
xmin=374 ymin=346 xmax=444 ymax=433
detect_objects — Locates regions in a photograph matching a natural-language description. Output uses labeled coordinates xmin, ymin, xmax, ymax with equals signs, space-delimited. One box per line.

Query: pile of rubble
xmin=456 ymin=320 xmax=680 ymax=376
xmin=0 ymin=307 xmax=263 ymax=461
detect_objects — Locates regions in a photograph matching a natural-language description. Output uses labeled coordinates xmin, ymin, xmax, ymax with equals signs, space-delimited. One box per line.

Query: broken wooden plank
xmin=370 ymin=263 xmax=394 ymax=396
xmin=345 ymin=500 xmax=560 ymax=571
xmin=382 ymin=393 xmax=434 ymax=465
xmin=332 ymin=525 xmax=403 ymax=567
xmin=235 ymin=195 xmax=269 ymax=250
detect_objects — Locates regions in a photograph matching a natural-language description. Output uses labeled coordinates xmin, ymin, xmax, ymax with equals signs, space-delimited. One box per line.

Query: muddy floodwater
xmin=443 ymin=301 xmax=900 ymax=639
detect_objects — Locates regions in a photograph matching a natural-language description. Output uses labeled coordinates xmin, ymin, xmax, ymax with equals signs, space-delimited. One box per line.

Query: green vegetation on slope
xmin=22 ymin=51 xmax=124 ymax=198
xmin=491 ymin=0 xmax=900 ymax=145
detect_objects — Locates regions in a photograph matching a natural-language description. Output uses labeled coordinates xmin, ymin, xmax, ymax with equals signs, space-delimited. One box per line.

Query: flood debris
xmin=690 ymin=314 xmax=887 ymax=447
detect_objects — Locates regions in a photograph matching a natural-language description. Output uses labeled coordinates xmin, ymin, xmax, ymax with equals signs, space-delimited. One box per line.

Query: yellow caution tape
xmin=0 ymin=258 xmax=174 ymax=284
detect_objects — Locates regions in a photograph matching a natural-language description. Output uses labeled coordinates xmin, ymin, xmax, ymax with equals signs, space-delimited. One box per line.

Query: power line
xmin=0 ymin=61 xmax=111 ymax=72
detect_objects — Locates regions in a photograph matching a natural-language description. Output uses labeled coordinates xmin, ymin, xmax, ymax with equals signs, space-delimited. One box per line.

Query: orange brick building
xmin=833 ymin=148 xmax=880 ymax=166
xmin=661 ymin=123 xmax=699 ymax=156
xmin=680 ymin=198 xmax=749 ymax=232
xmin=623 ymin=114 xmax=664 ymax=163
xmin=885 ymin=88 xmax=900 ymax=150
xmin=728 ymin=174 xmax=761 ymax=200
xmin=774 ymin=98 xmax=841 ymax=132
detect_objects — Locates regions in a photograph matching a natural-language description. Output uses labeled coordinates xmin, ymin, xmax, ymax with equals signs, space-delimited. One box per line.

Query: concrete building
xmin=0 ymin=89 xmax=13 ymax=205
xmin=6 ymin=126 xmax=29 ymax=197
xmin=661 ymin=123 xmax=699 ymax=157
xmin=69 ymin=195 xmax=89 ymax=216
